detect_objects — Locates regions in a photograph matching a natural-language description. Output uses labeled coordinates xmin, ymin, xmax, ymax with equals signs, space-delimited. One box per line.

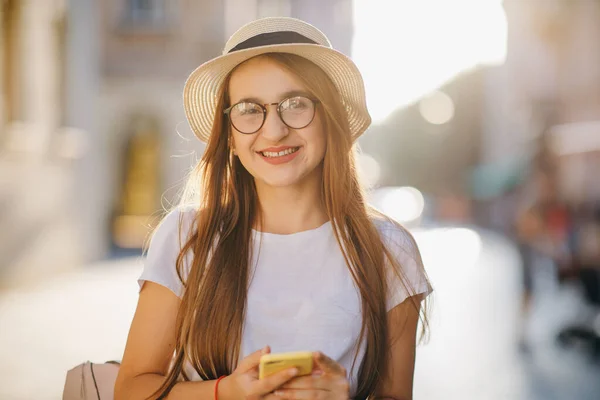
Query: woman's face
xmin=227 ymin=56 xmax=327 ymax=189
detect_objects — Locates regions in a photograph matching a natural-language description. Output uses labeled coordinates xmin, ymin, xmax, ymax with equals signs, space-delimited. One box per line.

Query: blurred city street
xmin=1 ymin=226 xmax=599 ymax=400
xmin=2 ymin=0 xmax=600 ymax=399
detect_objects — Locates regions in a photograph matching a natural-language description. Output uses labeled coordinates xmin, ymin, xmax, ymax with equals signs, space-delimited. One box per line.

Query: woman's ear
xmin=229 ymin=135 xmax=237 ymax=156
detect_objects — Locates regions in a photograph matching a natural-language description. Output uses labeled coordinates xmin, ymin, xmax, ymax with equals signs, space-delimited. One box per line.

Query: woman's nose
xmin=259 ymin=106 xmax=289 ymax=141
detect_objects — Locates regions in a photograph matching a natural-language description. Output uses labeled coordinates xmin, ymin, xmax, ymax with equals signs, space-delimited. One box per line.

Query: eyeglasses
xmin=224 ymin=95 xmax=320 ymax=134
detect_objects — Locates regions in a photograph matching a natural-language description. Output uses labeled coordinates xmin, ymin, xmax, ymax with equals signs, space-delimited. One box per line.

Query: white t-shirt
xmin=138 ymin=206 xmax=432 ymax=396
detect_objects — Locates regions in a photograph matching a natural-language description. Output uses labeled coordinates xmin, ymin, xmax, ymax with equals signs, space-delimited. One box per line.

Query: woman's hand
xmin=272 ymin=352 xmax=350 ymax=400
xmin=220 ymin=346 xmax=299 ymax=400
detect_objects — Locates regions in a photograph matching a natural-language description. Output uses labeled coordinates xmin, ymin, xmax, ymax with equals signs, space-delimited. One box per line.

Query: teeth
xmin=261 ymin=147 xmax=299 ymax=158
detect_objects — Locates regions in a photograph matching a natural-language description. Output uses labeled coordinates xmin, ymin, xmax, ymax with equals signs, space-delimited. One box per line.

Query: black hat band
xmin=228 ymin=31 xmax=319 ymax=53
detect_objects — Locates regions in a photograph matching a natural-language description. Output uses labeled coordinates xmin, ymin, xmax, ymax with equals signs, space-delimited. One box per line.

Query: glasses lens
xmin=230 ymin=102 xmax=264 ymax=133
xmin=280 ymin=96 xmax=315 ymax=129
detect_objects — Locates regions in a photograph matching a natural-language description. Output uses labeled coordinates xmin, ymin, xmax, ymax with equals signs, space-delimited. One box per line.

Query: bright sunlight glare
xmin=370 ymin=186 xmax=426 ymax=225
xmin=352 ymin=0 xmax=508 ymax=123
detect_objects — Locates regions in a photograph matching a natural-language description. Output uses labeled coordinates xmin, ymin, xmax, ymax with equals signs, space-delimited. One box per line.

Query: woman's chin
xmin=257 ymin=176 xmax=302 ymax=188
xmin=252 ymin=170 xmax=308 ymax=189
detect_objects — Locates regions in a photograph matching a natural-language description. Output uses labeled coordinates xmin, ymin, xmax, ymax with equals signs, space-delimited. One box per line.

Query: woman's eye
xmin=285 ymin=97 xmax=309 ymax=110
xmin=236 ymin=104 xmax=261 ymax=115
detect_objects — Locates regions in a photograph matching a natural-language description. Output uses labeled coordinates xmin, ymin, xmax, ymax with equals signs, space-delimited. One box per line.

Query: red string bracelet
xmin=214 ymin=375 xmax=227 ymax=400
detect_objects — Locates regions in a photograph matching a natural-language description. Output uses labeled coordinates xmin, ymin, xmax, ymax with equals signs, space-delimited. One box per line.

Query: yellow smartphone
xmin=258 ymin=351 xmax=313 ymax=379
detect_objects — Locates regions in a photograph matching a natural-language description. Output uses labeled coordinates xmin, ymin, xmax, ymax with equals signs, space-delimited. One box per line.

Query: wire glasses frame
xmin=224 ymin=95 xmax=320 ymax=134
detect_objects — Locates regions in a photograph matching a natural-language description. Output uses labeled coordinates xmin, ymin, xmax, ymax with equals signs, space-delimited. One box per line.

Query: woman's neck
xmin=254 ymin=177 xmax=328 ymax=235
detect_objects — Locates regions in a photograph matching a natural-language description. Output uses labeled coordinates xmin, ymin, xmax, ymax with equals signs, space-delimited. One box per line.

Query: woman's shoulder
xmin=370 ymin=213 xmax=420 ymax=263
xmin=139 ymin=205 xmax=199 ymax=298
xmin=370 ymin=212 xmax=432 ymax=309
xmin=151 ymin=205 xmax=198 ymax=242
xmin=160 ymin=204 xmax=198 ymax=224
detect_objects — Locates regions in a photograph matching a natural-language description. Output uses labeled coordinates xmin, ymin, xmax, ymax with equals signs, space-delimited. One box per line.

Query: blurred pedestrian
xmin=513 ymin=131 xmax=573 ymax=352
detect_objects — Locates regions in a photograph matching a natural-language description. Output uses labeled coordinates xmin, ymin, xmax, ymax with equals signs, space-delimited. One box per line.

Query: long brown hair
xmin=154 ymin=53 xmax=430 ymax=399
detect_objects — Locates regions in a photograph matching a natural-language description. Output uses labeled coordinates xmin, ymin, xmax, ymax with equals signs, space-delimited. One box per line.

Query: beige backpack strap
xmin=63 ymin=361 xmax=121 ymax=400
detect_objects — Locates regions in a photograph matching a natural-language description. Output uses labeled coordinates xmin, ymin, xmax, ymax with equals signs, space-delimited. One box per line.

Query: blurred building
xmin=503 ymin=0 xmax=600 ymax=204
xmin=477 ymin=0 xmax=600 ymax=229
xmin=502 ymin=0 xmax=600 ymax=134
xmin=0 ymin=0 xmax=353 ymax=285
xmin=0 ymin=0 xmax=78 ymax=287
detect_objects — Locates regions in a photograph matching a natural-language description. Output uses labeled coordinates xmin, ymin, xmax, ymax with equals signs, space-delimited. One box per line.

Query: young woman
xmin=115 ymin=17 xmax=432 ymax=400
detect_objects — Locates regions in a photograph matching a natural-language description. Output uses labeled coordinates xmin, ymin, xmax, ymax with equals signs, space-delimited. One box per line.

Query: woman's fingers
xmin=313 ymin=352 xmax=346 ymax=376
xmin=279 ymin=374 xmax=326 ymax=390
xmin=263 ymin=394 xmax=285 ymax=400
xmin=273 ymin=389 xmax=329 ymax=400
xmin=253 ymin=367 xmax=299 ymax=395
xmin=276 ymin=366 xmax=349 ymax=398
xmin=237 ymin=345 xmax=271 ymax=372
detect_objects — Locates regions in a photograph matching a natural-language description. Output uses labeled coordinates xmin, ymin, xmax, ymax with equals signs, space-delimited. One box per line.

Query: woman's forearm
xmin=115 ymin=373 xmax=220 ymax=400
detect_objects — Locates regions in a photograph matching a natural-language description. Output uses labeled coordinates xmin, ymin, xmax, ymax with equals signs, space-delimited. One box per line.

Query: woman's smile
xmin=257 ymin=146 xmax=301 ymax=165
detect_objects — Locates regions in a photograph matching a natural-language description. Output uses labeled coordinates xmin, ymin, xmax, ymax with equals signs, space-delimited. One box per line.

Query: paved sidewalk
xmin=0 ymin=257 xmax=143 ymax=400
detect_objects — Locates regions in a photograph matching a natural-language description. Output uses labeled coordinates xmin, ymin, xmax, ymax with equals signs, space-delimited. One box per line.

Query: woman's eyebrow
xmin=235 ymin=96 xmax=262 ymax=104
xmin=278 ymin=89 xmax=312 ymax=100
xmin=235 ymin=90 xmax=312 ymax=104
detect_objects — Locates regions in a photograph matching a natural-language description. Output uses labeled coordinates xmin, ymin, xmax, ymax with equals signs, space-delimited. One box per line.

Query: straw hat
xmin=183 ymin=17 xmax=371 ymax=143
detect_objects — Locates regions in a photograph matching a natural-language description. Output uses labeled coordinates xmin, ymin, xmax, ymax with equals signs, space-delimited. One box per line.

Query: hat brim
xmin=183 ymin=43 xmax=371 ymax=143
